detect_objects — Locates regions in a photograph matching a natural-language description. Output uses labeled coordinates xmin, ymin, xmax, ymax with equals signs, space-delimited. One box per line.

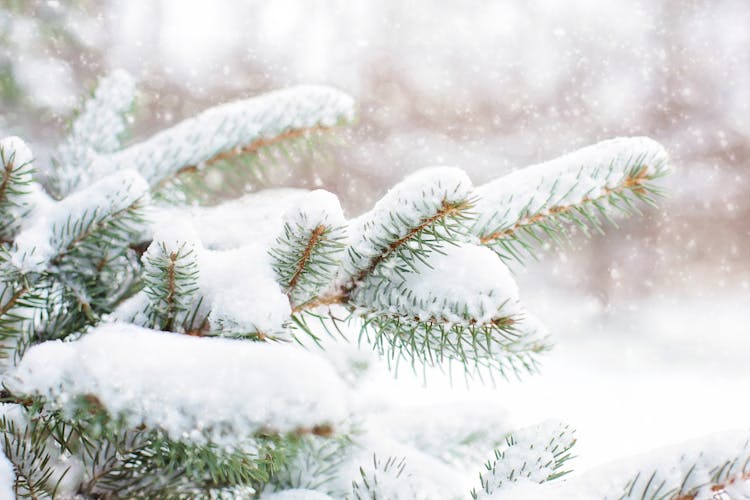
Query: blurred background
xmin=2 ymin=0 xmax=749 ymax=471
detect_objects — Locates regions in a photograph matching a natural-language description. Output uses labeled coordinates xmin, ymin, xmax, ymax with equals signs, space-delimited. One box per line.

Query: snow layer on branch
xmin=472 ymin=137 xmax=669 ymax=237
xmin=285 ymin=189 xmax=346 ymax=229
xmin=66 ymin=69 xmax=135 ymax=154
xmin=498 ymin=429 xmax=750 ymax=499
xmin=0 ymin=136 xmax=32 ymax=170
xmin=273 ymin=190 xmax=346 ymax=306
xmin=370 ymin=401 xmax=510 ymax=467
xmin=148 ymin=188 xmax=309 ymax=250
xmin=11 ymin=169 xmax=148 ymax=272
xmin=91 ymin=85 xmax=355 ymax=186
xmin=342 ymin=432 xmax=471 ymax=499
xmin=262 ymin=490 xmax=333 ymax=500
xmin=137 ymin=192 xmax=323 ymax=335
xmin=54 ymin=70 xmax=136 ymax=195
xmin=477 ymin=420 xmax=575 ymax=498
xmin=201 ymin=244 xmax=291 ymax=335
xmin=5 ymin=324 xmax=349 ymax=443
xmin=341 ymin=166 xmax=473 ymax=284
xmin=117 ymin=230 xmax=291 ymax=336
xmin=0 ymin=448 xmax=14 ymax=500
xmin=355 ymin=243 xmax=520 ymax=324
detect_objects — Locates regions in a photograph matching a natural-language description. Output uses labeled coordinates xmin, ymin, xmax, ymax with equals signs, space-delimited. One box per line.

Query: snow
xmin=148 ymin=216 xmax=201 ymax=251
xmin=477 ymin=420 xmax=575 ymax=497
xmin=1 ymin=1 xmax=747 ymax=496
xmin=4 ymin=323 xmax=350 ymax=444
xmin=60 ymin=69 xmax=135 ymax=155
xmin=262 ymin=490 xmax=333 ymax=500
xmin=0 ymin=136 xmax=33 ymax=169
xmin=55 ymin=69 xmax=137 ymax=194
xmin=284 ymin=189 xmax=346 ymax=229
xmin=145 ymin=196 xmax=295 ymax=336
xmin=90 ymin=85 xmax=356 ymax=185
xmin=341 ymin=166 xmax=473 ymax=283
xmin=0 ymin=448 xmax=14 ymax=500
xmin=201 ymin=244 xmax=291 ymax=336
xmin=127 ymin=190 xmax=343 ymax=336
xmin=369 ymin=401 xmax=510 ymax=467
xmin=11 ymin=169 xmax=149 ymax=273
xmin=149 ymin=188 xmax=309 ymax=250
xmin=344 ymin=431 xmax=475 ymax=499
xmin=494 ymin=429 xmax=750 ymax=499
xmin=363 ymin=243 xmax=521 ymax=324
xmin=472 ymin=137 xmax=670 ymax=238
xmin=0 ymin=403 xmax=82 ymax=497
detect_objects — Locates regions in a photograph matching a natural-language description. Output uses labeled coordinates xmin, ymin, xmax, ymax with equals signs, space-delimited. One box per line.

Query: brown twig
xmin=164 ymin=251 xmax=177 ymax=331
xmin=157 ymin=124 xmax=333 ymax=191
xmin=291 ymin=199 xmax=471 ymax=314
xmin=0 ymin=286 xmax=28 ymax=317
xmin=344 ymin=198 xmax=471 ymax=293
xmin=291 ymin=292 xmax=345 ymax=314
xmin=0 ymin=151 xmax=15 ymax=205
xmin=479 ymin=166 xmax=652 ymax=245
xmin=287 ymin=225 xmax=326 ymax=299
xmin=672 ymin=470 xmax=750 ymax=500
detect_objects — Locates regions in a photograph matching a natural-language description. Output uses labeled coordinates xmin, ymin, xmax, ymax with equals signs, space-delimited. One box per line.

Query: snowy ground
xmin=380 ymin=276 xmax=750 ymax=474
xmin=505 ymin=281 xmax=750 ymax=472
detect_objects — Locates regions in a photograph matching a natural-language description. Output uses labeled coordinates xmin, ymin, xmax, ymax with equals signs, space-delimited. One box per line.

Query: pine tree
xmin=0 ymin=71 xmax=744 ymax=500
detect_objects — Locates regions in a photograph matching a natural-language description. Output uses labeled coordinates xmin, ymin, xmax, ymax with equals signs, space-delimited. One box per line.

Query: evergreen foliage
xmin=2 ymin=70 xmax=730 ymax=500
xmin=142 ymin=239 xmax=201 ymax=332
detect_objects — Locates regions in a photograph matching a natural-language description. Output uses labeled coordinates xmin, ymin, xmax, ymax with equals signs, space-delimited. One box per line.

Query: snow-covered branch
xmin=89 ymin=85 xmax=355 ymax=189
xmin=271 ymin=190 xmax=346 ymax=310
xmin=0 ymin=137 xmax=36 ymax=241
xmin=52 ymin=70 xmax=137 ymax=197
xmin=492 ymin=430 xmax=750 ymax=499
xmin=473 ymin=421 xmax=576 ymax=499
xmin=473 ymin=137 xmax=669 ymax=262
xmin=12 ymin=169 xmax=148 ymax=274
xmin=339 ymin=167 xmax=474 ymax=292
xmin=4 ymin=324 xmax=350 ymax=444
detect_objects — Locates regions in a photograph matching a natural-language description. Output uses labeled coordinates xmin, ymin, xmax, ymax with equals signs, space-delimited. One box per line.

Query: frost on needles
xmin=0 ymin=70 xmax=737 ymax=499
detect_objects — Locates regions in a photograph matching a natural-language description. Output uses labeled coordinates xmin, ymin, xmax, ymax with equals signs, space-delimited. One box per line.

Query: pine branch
xmin=617 ymin=440 xmax=750 ymax=500
xmin=78 ymin=429 xmax=290 ymax=498
xmin=345 ymin=241 xmax=546 ymax=378
xmin=6 ymin=323 xmax=349 ymax=448
xmin=288 ymin=225 xmax=326 ymax=294
xmin=472 ymin=421 xmax=576 ymax=499
xmin=339 ymin=167 xmax=474 ymax=295
xmin=0 ymin=407 xmax=71 ymax=498
xmin=156 ymin=126 xmax=343 ymax=205
xmin=143 ymin=240 xmax=200 ymax=332
xmin=268 ymin=434 xmax=353 ymax=496
xmin=473 ymin=137 xmax=670 ymax=263
xmin=271 ymin=190 xmax=346 ymax=310
xmin=0 ymin=249 xmax=51 ymax=362
xmin=50 ymin=70 xmax=137 ymax=197
xmin=0 ymin=283 xmax=30 ymax=361
xmin=361 ymin=312 xmax=550 ymax=379
xmin=13 ymin=169 xmax=148 ymax=275
xmin=347 ymin=198 xmax=473 ymax=292
xmin=89 ymin=85 xmax=355 ymax=189
xmin=351 ymin=455 xmax=412 ymax=500
xmin=3 ymin=170 xmax=148 ymax=352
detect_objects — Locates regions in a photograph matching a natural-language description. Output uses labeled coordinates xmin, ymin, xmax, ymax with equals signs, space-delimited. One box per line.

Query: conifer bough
xmin=0 ymin=71 xmax=737 ymax=499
